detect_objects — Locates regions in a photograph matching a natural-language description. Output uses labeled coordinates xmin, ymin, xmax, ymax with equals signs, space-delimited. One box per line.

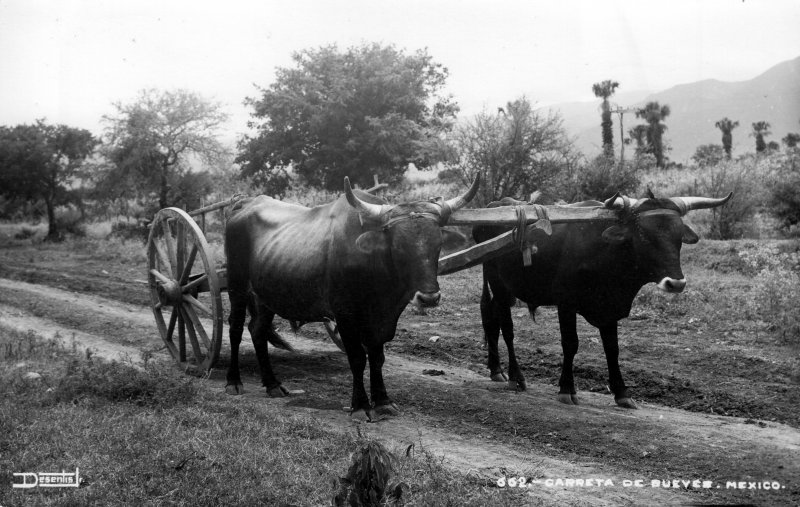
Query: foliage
xmin=783 ymin=132 xmax=800 ymax=148
xmin=689 ymin=160 xmax=759 ymax=239
xmin=238 ymin=42 xmax=458 ymax=192
xmin=751 ymin=121 xmax=771 ymax=153
xmin=55 ymin=205 xmax=86 ymax=237
xmin=592 ymin=79 xmax=619 ymax=158
xmin=739 ymin=243 xmax=800 ymax=343
xmin=692 ymin=144 xmax=725 ymax=167
xmin=634 ymin=101 xmax=671 ymax=168
xmin=0 ymin=120 xmax=97 ymax=239
xmin=715 ymin=117 xmax=739 ymax=159
xmin=768 ymin=163 xmax=800 ymax=231
xmin=575 ymin=155 xmax=641 ymax=201
xmin=101 ymin=88 xmax=230 ymax=210
xmin=449 ymin=97 xmax=579 ymax=206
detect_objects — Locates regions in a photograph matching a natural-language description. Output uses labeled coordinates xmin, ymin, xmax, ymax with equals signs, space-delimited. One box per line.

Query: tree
xmin=102 ymin=89 xmax=230 ymax=210
xmin=692 ymin=144 xmax=725 ymax=167
xmin=0 ymin=120 xmax=96 ymax=239
xmin=592 ymin=80 xmax=619 ymax=159
xmin=238 ymin=43 xmax=458 ymax=192
xmin=783 ymin=132 xmax=800 ymax=149
xmin=751 ymin=121 xmax=771 ymax=153
xmin=450 ymin=97 xmax=579 ymax=206
xmin=635 ymin=102 xmax=671 ymax=168
xmin=714 ymin=117 xmax=739 ymax=159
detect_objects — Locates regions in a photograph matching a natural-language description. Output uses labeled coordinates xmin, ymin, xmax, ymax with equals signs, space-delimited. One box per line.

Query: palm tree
xmin=715 ymin=117 xmax=739 ymax=159
xmin=592 ymin=80 xmax=619 ymax=159
xmin=752 ymin=121 xmax=772 ymax=153
xmin=636 ymin=101 xmax=671 ymax=168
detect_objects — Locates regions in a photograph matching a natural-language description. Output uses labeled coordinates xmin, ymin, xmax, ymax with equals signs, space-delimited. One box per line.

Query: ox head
xmin=344 ymin=175 xmax=480 ymax=309
xmin=602 ymin=190 xmax=733 ymax=293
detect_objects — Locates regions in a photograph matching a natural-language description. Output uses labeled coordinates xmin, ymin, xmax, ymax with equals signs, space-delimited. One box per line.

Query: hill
xmin=550 ymin=56 xmax=800 ymax=163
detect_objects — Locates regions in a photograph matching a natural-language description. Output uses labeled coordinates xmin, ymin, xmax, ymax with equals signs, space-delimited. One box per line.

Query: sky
xmin=1 ymin=0 xmax=799 ymax=144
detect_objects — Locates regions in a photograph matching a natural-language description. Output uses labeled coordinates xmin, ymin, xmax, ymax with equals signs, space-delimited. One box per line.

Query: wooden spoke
xmin=180 ymin=305 xmax=205 ymax=361
xmin=178 ymin=308 xmax=186 ymax=363
xmin=184 ymin=293 xmax=212 ymax=316
xmin=182 ymin=302 xmax=211 ymax=349
xmin=166 ymin=308 xmax=178 ymax=343
xmin=179 ymin=243 xmax=198 ymax=284
xmin=182 ymin=273 xmax=207 ymax=294
xmin=162 ymin=219 xmax=178 ymax=278
xmin=150 ymin=269 xmax=171 ymax=285
xmin=153 ymin=239 xmax=172 ymax=277
xmin=176 ymin=220 xmax=186 ymax=283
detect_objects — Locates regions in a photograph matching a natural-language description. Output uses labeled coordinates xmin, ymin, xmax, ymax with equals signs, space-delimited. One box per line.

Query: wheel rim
xmin=147 ymin=207 xmax=223 ymax=371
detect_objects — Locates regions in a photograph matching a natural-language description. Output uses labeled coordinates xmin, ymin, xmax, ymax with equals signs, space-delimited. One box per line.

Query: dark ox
xmin=473 ymin=191 xmax=732 ymax=408
xmin=224 ymin=176 xmax=479 ymax=420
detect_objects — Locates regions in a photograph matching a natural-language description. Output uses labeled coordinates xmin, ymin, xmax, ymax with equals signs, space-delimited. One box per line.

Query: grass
xmin=0 ymin=327 xmax=521 ymax=506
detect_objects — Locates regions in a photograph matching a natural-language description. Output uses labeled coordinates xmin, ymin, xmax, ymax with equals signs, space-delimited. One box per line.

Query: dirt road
xmin=1 ymin=276 xmax=797 ymax=505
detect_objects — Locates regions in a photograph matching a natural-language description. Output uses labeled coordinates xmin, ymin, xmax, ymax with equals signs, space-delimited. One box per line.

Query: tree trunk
xmin=45 ymin=196 xmax=59 ymax=241
xmin=159 ymin=164 xmax=170 ymax=209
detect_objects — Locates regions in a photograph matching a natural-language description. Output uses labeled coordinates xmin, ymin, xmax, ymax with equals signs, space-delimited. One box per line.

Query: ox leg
xmin=250 ymin=302 xmax=289 ymax=398
xmin=338 ymin=321 xmax=372 ymax=420
xmin=557 ymin=306 xmax=580 ymax=405
xmin=480 ymin=277 xmax=507 ymax=383
xmin=368 ymin=344 xmax=400 ymax=417
xmin=225 ymin=289 xmax=248 ymax=395
xmin=500 ymin=304 xmax=526 ymax=391
xmin=598 ymin=323 xmax=637 ymax=409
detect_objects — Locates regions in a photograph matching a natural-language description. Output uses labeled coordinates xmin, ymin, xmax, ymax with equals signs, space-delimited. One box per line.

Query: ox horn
xmin=344 ymin=176 xmax=390 ymax=220
xmin=603 ymin=193 xmax=638 ymax=210
xmin=443 ymin=174 xmax=481 ymax=212
xmin=669 ymin=192 xmax=733 ymax=216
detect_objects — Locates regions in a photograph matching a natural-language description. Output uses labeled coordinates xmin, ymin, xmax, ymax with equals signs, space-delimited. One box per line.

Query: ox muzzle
xmin=657 ymin=277 xmax=687 ymax=293
xmin=411 ymin=291 xmax=441 ymax=309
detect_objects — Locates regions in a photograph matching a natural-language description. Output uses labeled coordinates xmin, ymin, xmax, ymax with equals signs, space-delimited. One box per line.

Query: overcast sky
xmin=1 ymin=0 xmax=798 ymax=143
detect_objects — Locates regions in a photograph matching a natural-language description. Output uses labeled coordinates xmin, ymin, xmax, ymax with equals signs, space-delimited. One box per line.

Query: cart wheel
xmin=147 ymin=207 xmax=223 ymax=372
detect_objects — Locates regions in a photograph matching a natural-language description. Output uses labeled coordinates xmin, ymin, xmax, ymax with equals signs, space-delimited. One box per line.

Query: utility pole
xmin=611 ymin=106 xmax=637 ymax=165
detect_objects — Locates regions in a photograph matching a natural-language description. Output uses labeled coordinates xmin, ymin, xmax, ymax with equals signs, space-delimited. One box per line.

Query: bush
xmin=768 ymin=167 xmax=800 ymax=232
xmin=739 ymin=243 xmax=800 ymax=343
xmin=575 ymin=155 xmax=640 ymax=200
xmin=55 ymin=204 xmax=86 ymax=237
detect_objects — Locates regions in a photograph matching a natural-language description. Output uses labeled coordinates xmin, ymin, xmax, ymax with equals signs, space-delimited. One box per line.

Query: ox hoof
xmin=490 ymin=372 xmax=508 ymax=382
xmin=225 ymin=383 xmax=244 ymax=395
xmin=558 ymin=393 xmax=579 ymax=405
xmin=615 ymin=397 xmax=638 ymax=409
xmin=507 ymin=379 xmax=527 ymax=391
xmin=349 ymin=408 xmax=378 ymax=423
xmin=374 ymin=402 xmax=401 ymax=417
xmin=267 ymin=385 xmax=290 ymax=398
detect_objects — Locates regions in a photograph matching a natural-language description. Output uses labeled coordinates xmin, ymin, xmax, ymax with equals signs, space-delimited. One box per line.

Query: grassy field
xmin=0 ymin=328 xmax=520 ymax=506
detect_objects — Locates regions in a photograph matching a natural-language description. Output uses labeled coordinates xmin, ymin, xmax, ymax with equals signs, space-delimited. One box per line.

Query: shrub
xmin=55 ymin=204 xmax=86 ymax=237
xmin=768 ymin=167 xmax=800 ymax=232
xmin=739 ymin=243 xmax=800 ymax=343
xmin=576 ymin=155 xmax=640 ymax=200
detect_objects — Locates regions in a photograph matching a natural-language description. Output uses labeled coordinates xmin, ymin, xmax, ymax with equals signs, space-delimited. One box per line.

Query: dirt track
xmin=1 ymin=276 xmax=798 ymax=506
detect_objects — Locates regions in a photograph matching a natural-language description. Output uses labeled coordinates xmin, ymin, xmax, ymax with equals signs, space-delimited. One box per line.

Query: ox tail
xmin=267 ymin=330 xmax=296 ymax=352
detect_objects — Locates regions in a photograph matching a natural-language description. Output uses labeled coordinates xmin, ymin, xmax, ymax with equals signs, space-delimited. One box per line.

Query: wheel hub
xmin=156 ymin=279 xmax=183 ymax=306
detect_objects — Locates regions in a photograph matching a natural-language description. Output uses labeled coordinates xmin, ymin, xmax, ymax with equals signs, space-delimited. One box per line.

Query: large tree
xmin=636 ymin=101 xmax=671 ymax=168
xmin=0 ymin=120 xmax=96 ymax=239
xmin=751 ymin=121 xmax=772 ymax=153
xmin=592 ymin=80 xmax=619 ymax=159
xmin=715 ymin=117 xmax=739 ymax=159
xmin=102 ymin=89 xmax=229 ymax=209
xmin=451 ymin=97 xmax=579 ymax=207
xmin=238 ymin=43 xmax=458 ymax=192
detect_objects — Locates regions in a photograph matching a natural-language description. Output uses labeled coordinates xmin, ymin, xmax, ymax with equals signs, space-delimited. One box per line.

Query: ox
xmin=224 ymin=176 xmax=480 ymax=420
xmin=473 ymin=191 xmax=732 ymax=408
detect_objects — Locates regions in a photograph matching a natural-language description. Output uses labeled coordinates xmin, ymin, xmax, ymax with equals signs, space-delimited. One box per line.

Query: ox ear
xmin=601 ymin=225 xmax=630 ymax=245
xmin=682 ymin=223 xmax=700 ymax=244
xmin=355 ymin=231 xmax=389 ymax=254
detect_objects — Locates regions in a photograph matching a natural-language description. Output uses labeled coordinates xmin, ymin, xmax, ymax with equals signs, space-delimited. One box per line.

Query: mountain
xmin=548 ymin=56 xmax=800 ymax=163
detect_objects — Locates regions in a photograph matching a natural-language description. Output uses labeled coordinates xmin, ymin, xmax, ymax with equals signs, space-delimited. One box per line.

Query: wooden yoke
xmin=438 ymin=204 xmax=619 ymax=276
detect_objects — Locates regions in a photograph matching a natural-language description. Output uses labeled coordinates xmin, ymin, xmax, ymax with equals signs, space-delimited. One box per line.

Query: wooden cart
xmin=146 ymin=196 xmax=617 ymax=371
